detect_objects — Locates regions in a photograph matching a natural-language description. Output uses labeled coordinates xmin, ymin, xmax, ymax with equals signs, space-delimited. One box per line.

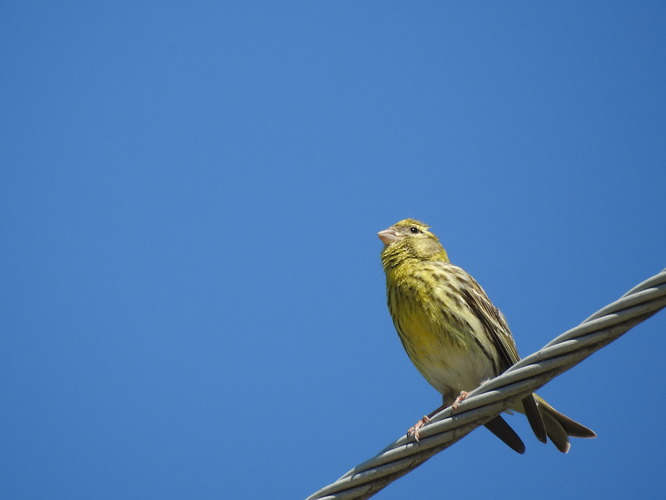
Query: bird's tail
xmin=534 ymin=394 xmax=597 ymax=453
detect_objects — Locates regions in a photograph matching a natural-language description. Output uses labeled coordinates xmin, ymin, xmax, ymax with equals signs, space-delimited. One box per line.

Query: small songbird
xmin=378 ymin=218 xmax=596 ymax=453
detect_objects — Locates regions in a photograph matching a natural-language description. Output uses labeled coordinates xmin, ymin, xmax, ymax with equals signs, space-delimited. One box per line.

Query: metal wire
xmin=306 ymin=268 xmax=666 ymax=500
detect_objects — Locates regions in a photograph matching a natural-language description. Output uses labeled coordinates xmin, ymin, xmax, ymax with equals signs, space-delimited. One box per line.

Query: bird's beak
xmin=378 ymin=228 xmax=399 ymax=246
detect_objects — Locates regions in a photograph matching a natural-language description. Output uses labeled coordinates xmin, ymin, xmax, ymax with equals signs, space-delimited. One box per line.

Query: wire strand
xmin=306 ymin=268 xmax=666 ymax=500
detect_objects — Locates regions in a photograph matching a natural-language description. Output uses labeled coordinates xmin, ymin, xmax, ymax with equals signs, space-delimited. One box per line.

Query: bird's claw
xmin=451 ymin=391 xmax=469 ymax=410
xmin=407 ymin=415 xmax=431 ymax=442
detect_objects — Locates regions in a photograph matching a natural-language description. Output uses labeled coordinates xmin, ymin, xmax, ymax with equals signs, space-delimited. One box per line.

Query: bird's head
xmin=378 ymin=219 xmax=449 ymax=267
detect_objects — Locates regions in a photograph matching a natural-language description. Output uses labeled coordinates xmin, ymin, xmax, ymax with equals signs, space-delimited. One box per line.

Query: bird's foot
xmin=451 ymin=391 xmax=469 ymax=410
xmin=407 ymin=415 xmax=431 ymax=442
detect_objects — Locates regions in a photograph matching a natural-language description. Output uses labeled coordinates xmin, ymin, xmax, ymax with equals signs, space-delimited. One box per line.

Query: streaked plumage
xmin=378 ymin=218 xmax=595 ymax=453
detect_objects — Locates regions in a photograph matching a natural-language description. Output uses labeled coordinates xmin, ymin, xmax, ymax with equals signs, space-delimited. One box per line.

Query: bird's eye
xmin=409 ymin=226 xmax=421 ymax=234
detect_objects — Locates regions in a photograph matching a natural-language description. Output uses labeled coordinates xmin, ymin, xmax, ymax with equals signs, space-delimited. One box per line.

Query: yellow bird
xmin=378 ymin=218 xmax=596 ymax=453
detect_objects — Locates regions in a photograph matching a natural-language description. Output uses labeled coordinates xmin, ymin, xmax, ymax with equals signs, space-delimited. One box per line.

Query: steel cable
xmin=306 ymin=268 xmax=666 ymax=500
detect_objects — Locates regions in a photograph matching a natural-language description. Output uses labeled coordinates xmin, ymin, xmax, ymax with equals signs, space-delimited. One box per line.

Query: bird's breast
xmin=387 ymin=273 xmax=497 ymax=399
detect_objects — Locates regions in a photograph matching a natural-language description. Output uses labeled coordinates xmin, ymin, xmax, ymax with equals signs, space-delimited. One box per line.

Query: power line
xmin=306 ymin=268 xmax=666 ymax=500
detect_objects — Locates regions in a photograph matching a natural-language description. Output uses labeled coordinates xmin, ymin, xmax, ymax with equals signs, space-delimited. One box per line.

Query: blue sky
xmin=2 ymin=2 xmax=665 ymax=499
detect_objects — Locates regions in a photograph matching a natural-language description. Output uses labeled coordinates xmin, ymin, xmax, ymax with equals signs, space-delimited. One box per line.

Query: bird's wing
xmin=454 ymin=270 xmax=520 ymax=369
xmin=454 ymin=266 xmax=548 ymax=443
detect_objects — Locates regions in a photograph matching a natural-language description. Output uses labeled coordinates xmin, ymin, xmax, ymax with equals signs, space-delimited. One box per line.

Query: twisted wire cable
xmin=306 ymin=268 xmax=666 ymax=500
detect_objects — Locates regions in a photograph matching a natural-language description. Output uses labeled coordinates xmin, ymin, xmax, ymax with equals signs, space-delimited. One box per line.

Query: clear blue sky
xmin=2 ymin=2 xmax=665 ymax=499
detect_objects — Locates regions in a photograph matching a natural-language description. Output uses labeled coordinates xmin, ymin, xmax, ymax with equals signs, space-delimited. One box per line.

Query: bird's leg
xmin=407 ymin=391 xmax=469 ymax=441
xmin=407 ymin=400 xmax=449 ymax=441
xmin=451 ymin=390 xmax=469 ymax=410
xmin=407 ymin=415 xmax=431 ymax=442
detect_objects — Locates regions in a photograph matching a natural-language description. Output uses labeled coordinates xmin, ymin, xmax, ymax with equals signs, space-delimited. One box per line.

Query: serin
xmin=378 ymin=218 xmax=596 ymax=453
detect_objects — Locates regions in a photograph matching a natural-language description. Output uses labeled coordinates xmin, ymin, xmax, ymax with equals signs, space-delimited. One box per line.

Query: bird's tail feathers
xmin=535 ymin=395 xmax=597 ymax=453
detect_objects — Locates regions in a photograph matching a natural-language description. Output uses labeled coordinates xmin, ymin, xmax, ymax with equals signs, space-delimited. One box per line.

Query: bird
xmin=378 ymin=218 xmax=596 ymax=453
